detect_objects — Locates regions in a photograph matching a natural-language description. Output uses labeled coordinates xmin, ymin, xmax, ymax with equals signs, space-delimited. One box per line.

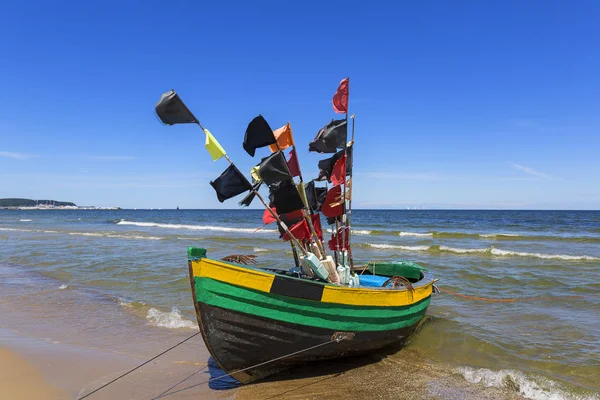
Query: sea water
xmin=1 ymin=209 xmax=599 ymax=399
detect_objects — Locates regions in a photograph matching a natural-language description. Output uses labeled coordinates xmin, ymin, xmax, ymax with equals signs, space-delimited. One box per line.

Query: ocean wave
xmin=367 ymin=243 xmax=430 ymax=251
xmin=399 ymin=230 xmax=600 ymax=243
xmin=58 ymin=284 xmax=69 ymax=290
xmin=327 ymin=228 xmax=372 ymax=235
xmin=399 ymin=231 xmax=433 ymax=237
xmin=457 ymin=366 xmax=599 ymax=400
xmin=68 ymin=232 xmax=163 ymax=240
xmin=489 ymin=248 xmax=599 ymax=261
xmin=19 ymin=219 xmax=32 ymax=222
xmin=253 ymin=247 xmax=271 ymax=253
xmin=117 ymin=220 xmax=276 ymax=234
xmin=0 ymin=227 xmax=30 ymax=232
xmin=364 ymin=243 xmax=599 ymax=261
xmin=146 ymin=307 xmax=197 ymax=330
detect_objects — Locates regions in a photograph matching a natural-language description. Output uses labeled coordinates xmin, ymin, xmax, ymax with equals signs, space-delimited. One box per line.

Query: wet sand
xmin=0 ymin=327 xmax=234 ymax=400
xmin=236 ymin=348 xmax=526 ymax=400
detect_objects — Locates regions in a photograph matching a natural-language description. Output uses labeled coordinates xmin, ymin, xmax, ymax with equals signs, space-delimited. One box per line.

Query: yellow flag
xmin=268 ymin=123 xmax=295 ymax=152
xmin=250 ymin=165 xmax=261 ymax=183
xmin=204 ymin=129 xmax=226 ymax=161
xmin=296 ymin=182 xmax=309 ymax=209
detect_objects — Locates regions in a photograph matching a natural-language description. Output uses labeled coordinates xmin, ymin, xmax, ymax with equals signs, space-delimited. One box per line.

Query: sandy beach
xmin=0 ymin=346 xmax=66 ymax=400
xmin=0 ymin=326 xmax=234 ymax=400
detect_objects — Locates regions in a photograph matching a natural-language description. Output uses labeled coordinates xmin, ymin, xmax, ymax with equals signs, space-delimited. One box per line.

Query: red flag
xmin=330 ymin=154 xmax=346 ymax=186
xmin=263 ymin=207 xmax=277 ymax=225
xmin=311 ymin=213 xmax=323 ymax=240
xmin=282 ymin=219 xmax=311 ymax=241
xmin=328 ymin=226 xmax=349 ymax=250
xmin=321 ymin=186 xmax=343 ymax=218
xmin=332 ymin=78 xmax=349 ymax=114
xmin=287 ymin=148 xmax=300 ymax=177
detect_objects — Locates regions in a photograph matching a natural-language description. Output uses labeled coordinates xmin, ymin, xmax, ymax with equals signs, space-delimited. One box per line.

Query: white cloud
xmin=86 ymin=155 xmax=137 ymax=161
xmin=509 ymin=162 xmax=551 ymax=179
xmin=0 ymin=151 xmax=38 ymax=160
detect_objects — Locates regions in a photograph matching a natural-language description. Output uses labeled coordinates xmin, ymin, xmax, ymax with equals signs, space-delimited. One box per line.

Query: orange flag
xmin=332 ymin=78 xmax=349 ymax=114
xmin=269 ymin=123 xmax=295 ymax=152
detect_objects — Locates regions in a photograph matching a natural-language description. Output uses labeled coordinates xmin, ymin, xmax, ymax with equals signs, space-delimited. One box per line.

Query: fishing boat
xmin=155 ymin=78 xmax=436 ymax=384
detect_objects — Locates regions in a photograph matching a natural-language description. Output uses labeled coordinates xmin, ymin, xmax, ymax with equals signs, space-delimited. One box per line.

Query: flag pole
xmin=340 ymin=77 xmax=350 ymax=266
xmin=194 ymin=118 xmax=308 ymax=256
xmin=156 ymin=93 xmax=309 ymax=258
xmin=346 ymin=114 xmax=356 ymax=269
xmin=221 ymin=152 xmax=308 ymax=256
xmin=273 ymin=127 xmax=327 ymax=258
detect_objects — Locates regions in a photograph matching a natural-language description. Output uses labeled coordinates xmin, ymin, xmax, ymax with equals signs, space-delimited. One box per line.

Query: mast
xmin=346 ymin=114 xmax=356 ymax=269
xmin=272 ymin=133 xmax=326 ymax=258
xmin=340 ymin=78 xmax=350 ymax=266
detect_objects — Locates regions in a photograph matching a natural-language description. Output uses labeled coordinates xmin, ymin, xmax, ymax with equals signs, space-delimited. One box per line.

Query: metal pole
xmin=273 ymin=129 xmax=327 ymax=258
xmin=173 ymin=97 xmax=309 ymax=259
xmin=222 ymin=154 xmax=308 ymax=256
xmin=347 ymin=114 xmax=356 ymax=269
xmin=340 ymin=77 xmax=350 ymax=266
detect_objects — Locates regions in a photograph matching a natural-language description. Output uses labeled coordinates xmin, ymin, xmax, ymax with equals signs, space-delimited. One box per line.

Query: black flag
xmin=155 ymin=90 xmax=198 ymax=125
xmin=210 ymin=164 xmax=253 ymax=203
xmin=243 ymin=115 xmax=276 ymax=157
xmin=305 ymin=180 xmax=328 ymax=212
xmin=316 ymin=146 xmax=352 ymax=182
xmin=308 ymin=119 xmax=347 ymax=153
xmin=258 ymin=151 xmax=292 ymax=185
xmin=268 ymin=180 xmax=304 ymax=214
xmin=238 ymin=181 xmax=262 ymax=207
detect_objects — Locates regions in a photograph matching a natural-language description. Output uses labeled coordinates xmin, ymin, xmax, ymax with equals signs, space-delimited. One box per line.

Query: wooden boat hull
xmin=188 ymin=248 xmax=434 ymax=384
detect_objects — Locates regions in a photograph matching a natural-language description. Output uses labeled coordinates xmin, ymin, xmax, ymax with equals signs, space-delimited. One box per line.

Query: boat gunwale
xmin=190 ymin=255 xmax=435 ymax=293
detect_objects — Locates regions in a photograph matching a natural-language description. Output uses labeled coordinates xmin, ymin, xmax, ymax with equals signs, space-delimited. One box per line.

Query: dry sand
xmin=0 ymin=346 xmax=67 ymax=400
xmin=0 ymin=328 xmax=232 ymax=400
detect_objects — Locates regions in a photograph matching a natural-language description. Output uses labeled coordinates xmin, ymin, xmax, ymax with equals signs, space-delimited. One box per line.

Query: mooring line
xmin=151 ymin=364 xmax=209 ymax=399
xmin=437 ymin=286 xmax=587 ymax=303
xmin=150 ymin=336 xmax=348 ymax=399
xmin=77 ymin=331 xmax=200 ymax=399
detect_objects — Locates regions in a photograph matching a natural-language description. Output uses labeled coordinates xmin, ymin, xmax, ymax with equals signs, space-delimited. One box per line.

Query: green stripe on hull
xmin=195 ymin=277 xmax=430 ymax=332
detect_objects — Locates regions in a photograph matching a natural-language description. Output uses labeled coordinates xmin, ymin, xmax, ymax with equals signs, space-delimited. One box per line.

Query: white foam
xmin=119 ymin=300 xmax=146 ymax=309
xmin=367 ymin=243 xmax=430 ymax=251
xmin=146 ymin=307 xmax=197 ymax=329
xmin=481 ymin=233 xmax=521 ymax=238
xmin=58 ymin=284 xmax=69 ymax=290
xmin=253 ymin=247 xmax=270 ymax=252
xmin=366 ymin=243 xmax=599 ymax=261
xmin=19 ymin=219 xmax=32 ymax=222
xmin=117 ymin=220 xmax=276 ymax=234
xmin=457 ymin=366 xmax=599 ymax=400
xmin=439 ymin=245 xmax=488 ymax=254
xmin=68 ymin=232 xmax=163 ymax=240
xmin=490 ymin=248 xmax=599 ymax=261
xmin=326 ymin=228 xmax=370 ymax=235
xmin=399 ymin=231 xmax=433 ymax=237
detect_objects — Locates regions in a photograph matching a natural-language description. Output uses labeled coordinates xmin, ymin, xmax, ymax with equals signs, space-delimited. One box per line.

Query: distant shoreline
xmin=0 ymin=206 xmax=121 ymax=210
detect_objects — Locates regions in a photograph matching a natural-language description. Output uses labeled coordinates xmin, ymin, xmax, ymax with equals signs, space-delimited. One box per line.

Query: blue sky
xmin=1 ymin=1 xmax=599 ymax=209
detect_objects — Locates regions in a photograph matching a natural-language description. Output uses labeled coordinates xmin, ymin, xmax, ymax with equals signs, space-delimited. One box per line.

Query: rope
xmin=151 ymin=338 xmax=341 ymax=399
xmin=152 ymin=364 xmax=209 ymax=399
xmin=77 ymin=331 xmax=200 ymax=399
xmin=437 ymin=286 xmax=586 ymax=303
